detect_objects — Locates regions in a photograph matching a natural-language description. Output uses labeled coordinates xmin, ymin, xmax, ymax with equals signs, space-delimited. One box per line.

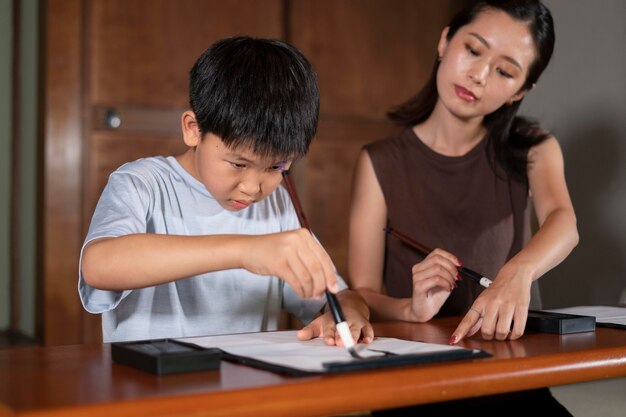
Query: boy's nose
xmin=238 ymin=175 xmax=262 ymax=196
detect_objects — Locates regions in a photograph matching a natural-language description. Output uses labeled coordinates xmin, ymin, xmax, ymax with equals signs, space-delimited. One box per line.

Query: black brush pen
xmin=384 ymin=227 xmax=493 ymax=288
xmin=281 ymin=170 xmax=359 ymax=358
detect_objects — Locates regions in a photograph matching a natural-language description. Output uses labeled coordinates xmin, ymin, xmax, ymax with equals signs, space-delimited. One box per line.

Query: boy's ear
xmin=182 ymin=111 xmax=201 ymax=147
xmin=437 ymin=27 xmax=450 ymax=60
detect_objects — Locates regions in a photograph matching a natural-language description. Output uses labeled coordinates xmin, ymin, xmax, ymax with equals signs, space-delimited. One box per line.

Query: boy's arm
xmin=82 ymin=229 xmax=339 ymax=299
xmin=296 ymin=289 xmax=374 ymax=345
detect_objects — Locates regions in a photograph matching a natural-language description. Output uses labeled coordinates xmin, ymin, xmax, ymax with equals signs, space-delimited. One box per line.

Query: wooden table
xmin=1 ymin=317 xmax=625 ymax=417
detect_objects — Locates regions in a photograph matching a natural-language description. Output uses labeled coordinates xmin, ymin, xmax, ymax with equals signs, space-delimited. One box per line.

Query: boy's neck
xmin=175 ymin=149 xmax=200 ymax=181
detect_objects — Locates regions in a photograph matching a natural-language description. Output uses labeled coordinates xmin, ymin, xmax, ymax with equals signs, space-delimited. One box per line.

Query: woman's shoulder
xmin=364 ymin=127 xmax=416 ymax=155
xmin=527 ymin=134 xmax=561 ymax=165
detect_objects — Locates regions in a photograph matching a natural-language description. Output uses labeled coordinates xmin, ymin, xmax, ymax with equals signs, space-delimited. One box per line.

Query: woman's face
xmin=436 ymin=9 xmax=537 ymax=120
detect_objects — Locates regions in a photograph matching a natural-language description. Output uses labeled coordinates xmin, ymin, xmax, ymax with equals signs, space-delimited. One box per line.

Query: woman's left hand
xmin=449 ymin=262 xmax=534 ymax=344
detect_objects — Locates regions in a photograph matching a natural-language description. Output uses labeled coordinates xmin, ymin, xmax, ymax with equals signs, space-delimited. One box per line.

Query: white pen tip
xmin=335 ymin=321 xmax=355 ymax=349
xmin=480 ymin=277 xmax=492 ymax=288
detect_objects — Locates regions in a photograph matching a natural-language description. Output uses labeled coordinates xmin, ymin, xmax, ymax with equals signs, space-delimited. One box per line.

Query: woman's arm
xmin=348 ymin=150 xmax=458 ymax=322
xmin=451 ymin=136 xmax=578 ymax=343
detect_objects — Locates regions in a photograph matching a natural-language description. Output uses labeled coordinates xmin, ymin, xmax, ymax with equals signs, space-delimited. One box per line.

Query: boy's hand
xmin=297 ymin=290 xmax=374 ymax=345
xmin=240 ymin=229 xmax=339 ymax=298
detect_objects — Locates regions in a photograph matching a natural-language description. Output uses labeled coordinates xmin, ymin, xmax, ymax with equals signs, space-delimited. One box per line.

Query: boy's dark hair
xmin=388 ymin=0 xmax=555 ymax=185
xmin=189 ymin=36 xmax=320 ymax=160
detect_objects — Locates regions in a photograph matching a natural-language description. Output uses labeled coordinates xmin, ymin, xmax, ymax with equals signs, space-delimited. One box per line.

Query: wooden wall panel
xmin=89 ymin=0 xmax=284 ymax=107
xmin=290 ymin=0 xmax=456 ymax=120
xmin=42 ymin=0 xmax=84 ymax=346
xmin=290 ymin=0 xmax=465 ymax=280
xmin=305 ymin=119 xmax=400 ymax=279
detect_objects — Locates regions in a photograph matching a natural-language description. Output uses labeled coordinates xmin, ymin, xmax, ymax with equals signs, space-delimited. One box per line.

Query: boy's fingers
xmin=303 ymin=234 xmax=338 ymax=295
xmin=291 ymin=253 xmax=315 ymax=298
xmin=318 ymin=251 xmax=339 ymax=294
xmin=282 ymin=266 xmax=305 ymax=299
xmin=297 ymin=318 xmax=322 ymax=341
xmin=323 ymin=327 xmax=337 ymax=346
xmin=358 ymin=323 xmax=375 ymax=344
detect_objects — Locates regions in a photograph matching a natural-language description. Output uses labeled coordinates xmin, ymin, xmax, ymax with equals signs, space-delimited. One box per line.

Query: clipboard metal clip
xmin=366 ymin=348 xmax=399 ymax=357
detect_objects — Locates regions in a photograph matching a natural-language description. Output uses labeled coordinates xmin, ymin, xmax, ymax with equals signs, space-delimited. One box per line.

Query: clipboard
xmin=176 ymin=331 xmax=490 ymax=376
xmin=218 ymin=345 xmax=488 ymax=376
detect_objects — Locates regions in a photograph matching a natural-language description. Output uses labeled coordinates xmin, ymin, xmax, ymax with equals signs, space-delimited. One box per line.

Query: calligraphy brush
xmin=384 ymin=227 xmax=492 ymax=288
xmin=281 ymin=170 xmax=361 ymax=358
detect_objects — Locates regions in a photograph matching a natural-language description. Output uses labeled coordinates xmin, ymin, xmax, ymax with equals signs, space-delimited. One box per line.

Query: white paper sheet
xmin=176 ymin=330 xmax=469 ymax=373
xmin=548 ymin=305 xmax=626 ymax=326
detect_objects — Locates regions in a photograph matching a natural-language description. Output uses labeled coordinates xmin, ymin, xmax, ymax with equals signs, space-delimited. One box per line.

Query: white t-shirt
xmin=78 ymin=156 xmax=345 ymax=342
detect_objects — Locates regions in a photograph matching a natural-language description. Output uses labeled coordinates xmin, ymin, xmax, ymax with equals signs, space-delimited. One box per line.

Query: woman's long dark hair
xmin=388 ymin=0 xmax=555 ymax=184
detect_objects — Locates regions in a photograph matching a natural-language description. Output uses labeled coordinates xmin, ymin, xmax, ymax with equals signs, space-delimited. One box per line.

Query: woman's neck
xmin=413 ymin=101 xmax=487 ymax=157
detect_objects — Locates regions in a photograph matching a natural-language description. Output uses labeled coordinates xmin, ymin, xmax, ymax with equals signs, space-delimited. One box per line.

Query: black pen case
xmin=111 ymin=339 xmax=222 ymax=375
xmin=525 ymin=310 xmax=596 ymax=334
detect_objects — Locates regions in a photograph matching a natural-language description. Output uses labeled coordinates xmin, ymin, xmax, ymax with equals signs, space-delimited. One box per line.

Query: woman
xmin=349 ymin=0 xmax=578 ymax=347
xmin=349 ymin=1 xmax=577 ymax=414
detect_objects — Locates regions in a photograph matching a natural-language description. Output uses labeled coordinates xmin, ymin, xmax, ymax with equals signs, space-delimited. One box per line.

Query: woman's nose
xmin=468 ymin=63 xmax=488 ymax=85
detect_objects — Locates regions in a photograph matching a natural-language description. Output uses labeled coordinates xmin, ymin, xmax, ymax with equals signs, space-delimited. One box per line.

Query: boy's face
xmin=179 ymin=113 xmax=292 ymax=211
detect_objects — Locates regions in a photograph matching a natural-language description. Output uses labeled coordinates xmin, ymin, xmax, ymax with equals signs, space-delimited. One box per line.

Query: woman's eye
xmin=497 ymin=68 xmax=513 ymax=79
xmin=465 ymin=44 xmax=479 ymax=56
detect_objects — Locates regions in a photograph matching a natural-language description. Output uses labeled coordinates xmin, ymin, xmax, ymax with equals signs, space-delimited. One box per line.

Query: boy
xmin=79 ymin=36 xmax=373 ymax=344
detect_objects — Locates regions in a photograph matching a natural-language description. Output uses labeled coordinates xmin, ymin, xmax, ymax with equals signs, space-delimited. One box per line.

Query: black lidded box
xmin=525 ymin=310 xmax=596 ymax=334
xmin=111 ymin=339 xmax=222 ymax=375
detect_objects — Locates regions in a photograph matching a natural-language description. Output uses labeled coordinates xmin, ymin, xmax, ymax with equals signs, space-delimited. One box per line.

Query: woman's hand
xmin=449 ymin=261 xmax=534 ymax=344
xmin=408 ymin=248 xmax=460 ymax=322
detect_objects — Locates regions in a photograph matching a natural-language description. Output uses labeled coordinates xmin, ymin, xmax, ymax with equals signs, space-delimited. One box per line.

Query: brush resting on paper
xmin=384 ymin=227 xmax=493 ymax=288
xmin=281 ymin=170 xmax=361 ymax=359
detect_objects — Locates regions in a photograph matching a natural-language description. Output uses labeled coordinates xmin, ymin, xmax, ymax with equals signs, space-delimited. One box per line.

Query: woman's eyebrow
xmin=468 ymin=32 xmax=523 ymax=71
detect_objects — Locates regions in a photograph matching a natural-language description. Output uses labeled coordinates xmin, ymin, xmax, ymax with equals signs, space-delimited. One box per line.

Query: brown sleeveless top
xmin=365 ymin=128 xmax=541 ymax=316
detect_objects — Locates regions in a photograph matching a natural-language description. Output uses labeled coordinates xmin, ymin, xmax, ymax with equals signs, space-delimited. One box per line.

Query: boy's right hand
xmin=240 ymin=228 xmax=339 ymax=298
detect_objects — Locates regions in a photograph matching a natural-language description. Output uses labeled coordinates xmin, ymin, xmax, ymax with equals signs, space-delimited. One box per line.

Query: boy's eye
xmin=270 ymin=160 xmax=289 ymax=172
xmin=230 ymin=162 xmax=246 ymax=169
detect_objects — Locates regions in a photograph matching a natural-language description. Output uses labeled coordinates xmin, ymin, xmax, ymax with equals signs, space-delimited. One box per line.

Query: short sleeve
xmin=78 ymin=171 xmax=152 ymax=314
